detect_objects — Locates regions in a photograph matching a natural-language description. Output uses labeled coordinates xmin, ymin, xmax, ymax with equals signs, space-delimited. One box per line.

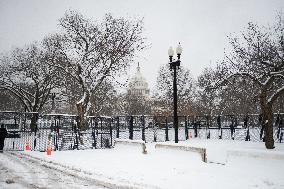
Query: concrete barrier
xmin=155 ymin=143 xmax=207 ymax=163
xmin=227 ymin=149 xmax=284 ymax=161
xmin=115 ymin=139 xmax=147 ymax=154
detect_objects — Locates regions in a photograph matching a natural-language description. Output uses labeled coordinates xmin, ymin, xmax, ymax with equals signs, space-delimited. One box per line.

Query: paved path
xmin=0 ymin=152 xmax=107 ymax=189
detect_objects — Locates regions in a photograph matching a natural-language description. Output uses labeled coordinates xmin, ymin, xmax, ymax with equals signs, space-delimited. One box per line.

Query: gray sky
xmin=0 ymin=0 xmax=283 ymax=91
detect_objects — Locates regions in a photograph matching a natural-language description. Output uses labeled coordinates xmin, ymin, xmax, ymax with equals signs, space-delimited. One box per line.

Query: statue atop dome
xmin=137 ymin=62 xmax=140 ymax=72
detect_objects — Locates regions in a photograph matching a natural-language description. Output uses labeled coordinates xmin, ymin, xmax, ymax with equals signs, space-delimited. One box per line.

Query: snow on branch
xmin=77 ymin=92 xmax=86 ymax=105
xmin=262 ymin=72 xmax=284 ymax=87
xmin=268 ymin=86 xmax=284 ymax=105
xmin=271 ymin=70 xmax=284 ymax=75
xmin=0 ymin=85 xmax=32 ymax=111
xmin=46 ymin=61 xmax=80 ymax=83
xmin=211 ymin=72 xmax=262 ymax=90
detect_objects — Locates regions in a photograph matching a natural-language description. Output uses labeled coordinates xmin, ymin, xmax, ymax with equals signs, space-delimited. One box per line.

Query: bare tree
xmin=195 ymin=67 xmax=220 ymax=116
xmin=89 ymin=80 xmax=121 ymax=116
xmin=44 ymin=10 xmax=146 ymax=130
xmin=212 ymin=14 xmax=284 ymax=149
xmin=218 ymin=77 xmax=259 ymax=115
xmin=0 ymin=90 xmax=22 ymax=111
xmin=123 ymin=93 xmax=151 ymax=115
xmin=0 ymin=44 xmax=61 ymax=131
xmin=155 ymin=65 xmax=195 ymax=116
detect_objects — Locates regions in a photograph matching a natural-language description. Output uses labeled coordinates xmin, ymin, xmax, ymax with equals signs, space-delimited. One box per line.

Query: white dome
xmin=128 ymin=64 xmax=150 ymax=96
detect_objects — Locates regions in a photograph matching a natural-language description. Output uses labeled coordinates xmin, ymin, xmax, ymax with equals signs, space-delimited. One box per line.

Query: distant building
xmin=128 ymin=63 xmax=150 ymax=97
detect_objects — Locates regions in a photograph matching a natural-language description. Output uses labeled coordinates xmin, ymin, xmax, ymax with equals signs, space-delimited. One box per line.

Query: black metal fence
xmin=1 ymin=112 xmax=114 ymax=151
xmin=1 ymin=111 xmax=283 ymax=152
xmin=113 ymin=114 xmax=284 ymax=143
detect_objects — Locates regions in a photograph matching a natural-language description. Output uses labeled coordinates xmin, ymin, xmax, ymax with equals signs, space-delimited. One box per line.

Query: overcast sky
xmin=0 ymin=0 xmax=283 ymax=91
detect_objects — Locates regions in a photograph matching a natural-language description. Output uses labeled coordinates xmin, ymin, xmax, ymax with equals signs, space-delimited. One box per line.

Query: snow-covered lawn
xmin=20 ymin=139 xmax=284 ymax=189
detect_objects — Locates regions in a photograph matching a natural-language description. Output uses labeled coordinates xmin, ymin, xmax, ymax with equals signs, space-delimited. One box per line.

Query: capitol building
xmin=128 ymin=63 xmax=150 ymax=97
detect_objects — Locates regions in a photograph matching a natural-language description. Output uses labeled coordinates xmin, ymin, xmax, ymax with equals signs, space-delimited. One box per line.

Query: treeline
xmin=0 ymin=10 xmax=146 ymax=130
xmin=1 ymin=10 xmax=284 ymax=148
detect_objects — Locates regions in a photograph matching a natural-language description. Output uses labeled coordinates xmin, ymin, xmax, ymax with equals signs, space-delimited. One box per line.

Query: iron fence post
xmin=193 ymin=117 xmax=198 ymax=138
xmin=165 ymin=117 xmax=169 ymax=141
xmin=185 ymin=116 xmax=188 ymax=140
xmin=110 ymin=118 xmax=113 ymax=146
xmin=100 ymin=118 xmax=103 ymax=148
xmin=219 ymin=128 xmax=222 ymax=139
xmin=92 ymin=119 xmax=97 ymax=149
xmin=207 ymin=130 xmax=210 ymax=139
xmin=129 ymin=116 xmax=133 ymax=140
xmin=217 ymin=115 xmax=222 ymax=139
xmin=116 ymin=117 xmax=120 ymax=138
xmin=75 ymin=116 xmax=79 ymax=150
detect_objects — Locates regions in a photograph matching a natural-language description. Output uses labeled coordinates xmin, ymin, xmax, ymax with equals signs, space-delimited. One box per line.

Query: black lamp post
xmin=168 ymin=43 xmax=183 ymax=143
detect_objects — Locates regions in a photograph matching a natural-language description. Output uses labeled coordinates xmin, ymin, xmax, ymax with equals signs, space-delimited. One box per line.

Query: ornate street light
xmin=168 ymin=43 xmax=182 ymax=143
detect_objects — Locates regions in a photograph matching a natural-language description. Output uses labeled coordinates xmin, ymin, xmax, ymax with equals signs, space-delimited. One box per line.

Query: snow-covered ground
xmin=0 ymin=152 xmax=107 ymax=189
xmin=1 ymin=139 xmax=284 ymax=189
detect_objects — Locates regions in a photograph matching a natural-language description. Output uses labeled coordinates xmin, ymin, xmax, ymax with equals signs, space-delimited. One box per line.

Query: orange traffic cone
xmin=25 ymin=142 xmax=30 ymax=151
xmin=47 ymin=147 xmax=52 ymax=155
xmin=47 ymin=140 xmax=52 ymax=155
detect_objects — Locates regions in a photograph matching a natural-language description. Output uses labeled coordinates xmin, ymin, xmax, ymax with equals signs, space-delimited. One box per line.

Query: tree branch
xmin=212 ymin=72 xmax=262 ymax=90
xmin=268 ymin=86 xmax=284 ymax=105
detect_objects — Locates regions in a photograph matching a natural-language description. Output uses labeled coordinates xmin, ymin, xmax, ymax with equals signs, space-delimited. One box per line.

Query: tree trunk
xmin=264 ymin=104 xmax=274 ymax=149
xmin=76 ymin=92 xmax=90 ymax=131
xmin=30 ymin=101 xmax=39 ymax=132
xmin=30 ymin=113 xmax=39 ymax=132
xmin=259 ymin=91 xmax=275 ymax=149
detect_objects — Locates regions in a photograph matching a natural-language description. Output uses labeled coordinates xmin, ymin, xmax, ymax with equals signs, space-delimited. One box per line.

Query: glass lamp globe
xmin=168 ymin=46 xmax=174 ymax=57
xmin=176 ymin=43 xmax=182 ymax=55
